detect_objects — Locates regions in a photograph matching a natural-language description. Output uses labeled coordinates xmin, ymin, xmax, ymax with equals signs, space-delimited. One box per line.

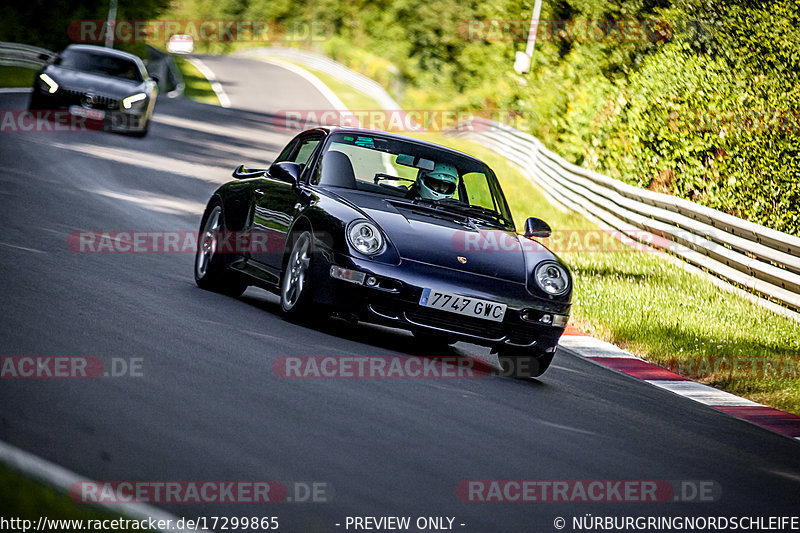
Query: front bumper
xmin=313 ymin=250 xmax=571 ymax=354
xmin=29 ymin=88 xmax=149 ymax=132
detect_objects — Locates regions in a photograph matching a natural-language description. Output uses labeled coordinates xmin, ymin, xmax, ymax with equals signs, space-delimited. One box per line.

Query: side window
xmin=274 ymin=139 xmax=298 ymax=163
xmin=293 ymin=138 xmax=320 ymax=165
xmin=461 ymin=172 xmax=497 ymax=210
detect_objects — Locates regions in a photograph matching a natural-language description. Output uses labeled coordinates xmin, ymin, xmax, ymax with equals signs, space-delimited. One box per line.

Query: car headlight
xmin=534 ymin=261 xmax=570 ymax=296
xmin=122 ymin=93 xmax=147 ymax=109
xmin=347 ymin=220 xmax=384 ymax=255
xmin=39 ymin=73 xmax=58 ymax=93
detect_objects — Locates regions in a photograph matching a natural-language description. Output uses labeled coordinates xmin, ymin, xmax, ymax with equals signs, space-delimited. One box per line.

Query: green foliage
xmin=0 ymin=0 xmax=171 ymax=51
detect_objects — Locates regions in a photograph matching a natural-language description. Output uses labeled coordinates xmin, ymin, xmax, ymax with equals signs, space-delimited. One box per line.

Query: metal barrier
xmin=453 ymin=118 xmax=800 ymax=313
xmin=145 ymin=45 xmax=185 ymax=98
xmin=0 ymin=42 xmax=54 ymax=69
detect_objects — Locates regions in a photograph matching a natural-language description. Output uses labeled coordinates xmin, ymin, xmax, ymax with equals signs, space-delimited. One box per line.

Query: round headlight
xmin=347 ymin=220 xmax=384 ymax=255
xmin=534 ymin=261 xmax=570 ymax=296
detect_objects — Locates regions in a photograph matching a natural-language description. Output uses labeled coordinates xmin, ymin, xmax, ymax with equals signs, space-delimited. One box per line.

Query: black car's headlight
xmin=534 ymin=261 xmax=570 ymax=296
xmin=38 ymin=73 xmax=59 ymax=94
xmin=347 ymin=220 xmax=384 ymax=255
xmin=122 ymin=92 xmax=147 ymax=110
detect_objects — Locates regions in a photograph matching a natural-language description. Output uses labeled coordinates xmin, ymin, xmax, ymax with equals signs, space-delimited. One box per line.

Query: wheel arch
xmin=207 ymin=181 xmax=256 ymax=232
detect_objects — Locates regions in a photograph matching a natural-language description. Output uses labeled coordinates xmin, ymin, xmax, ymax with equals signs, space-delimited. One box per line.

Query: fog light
xmin=365 ymin=276 xmax=378 ymax=287
xmin=539 ymin=314 xmax=553 ymax=325
xmin=330 ymin=265 xmax=366 ymax=284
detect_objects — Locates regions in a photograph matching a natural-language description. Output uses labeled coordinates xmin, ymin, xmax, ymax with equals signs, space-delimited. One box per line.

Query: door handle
xmin=254 ymin=189 xmax=265 ymax=197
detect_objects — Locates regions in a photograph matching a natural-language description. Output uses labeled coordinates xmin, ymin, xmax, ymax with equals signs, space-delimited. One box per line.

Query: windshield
xmin=57 ymin=49 xmax=143 ymax=82
xmin=315 ymin=132 xmax=514 ymax=227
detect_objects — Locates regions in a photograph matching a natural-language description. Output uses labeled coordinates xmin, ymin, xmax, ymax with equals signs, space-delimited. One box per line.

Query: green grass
xmin=0 ymin=463 xmax=154 ymax=531
xmin=0 ymin=65 xmax=38 ymax=88
xmin=173 ymin=56 xmax=220 ymax=106
xmin=294 ymin=60 xmax=800 ymax=415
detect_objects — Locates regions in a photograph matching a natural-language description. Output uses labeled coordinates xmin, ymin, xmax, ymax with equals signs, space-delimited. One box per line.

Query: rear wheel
xmin=194 ymin=202 xmax=247 ymax=296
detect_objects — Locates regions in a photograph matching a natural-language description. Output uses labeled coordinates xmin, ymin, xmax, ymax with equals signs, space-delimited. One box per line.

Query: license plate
xmin=419 ymin=288 xmax=507 ymax=322
xmin=69 ymin=106 xmax=105 ymax=121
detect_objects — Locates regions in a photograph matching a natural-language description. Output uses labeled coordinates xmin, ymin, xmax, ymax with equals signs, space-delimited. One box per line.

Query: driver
xmin=413 ymin=162 xmax=459 ymax=200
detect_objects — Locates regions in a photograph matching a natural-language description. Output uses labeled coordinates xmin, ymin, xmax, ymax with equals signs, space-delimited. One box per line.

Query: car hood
xmin=45 ymin=66 xmax=142 ymax=97
xmin=329 ymin=189 xmax=544 ymax=283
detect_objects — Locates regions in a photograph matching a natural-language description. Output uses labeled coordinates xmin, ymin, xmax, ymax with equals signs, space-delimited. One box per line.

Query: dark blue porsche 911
xmin=195 ymin=127 xmax=572 ymax=377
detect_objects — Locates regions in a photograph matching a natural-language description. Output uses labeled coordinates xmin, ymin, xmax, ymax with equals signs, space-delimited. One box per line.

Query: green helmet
xmin=418 ymin=162 xmax=458 ymax=200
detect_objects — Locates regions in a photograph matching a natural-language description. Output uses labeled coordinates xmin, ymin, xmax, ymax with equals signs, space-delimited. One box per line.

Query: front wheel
xmin=194 ymin=202 xmax=247 ymax=296
xmin=497 ymin=349 xmax=555 ymax=379
xmin=412 ymin=330 xmax=457 ymax=349
xmin=130 ymin=120 xmax=149 ymax=137
xmin=280 ymin=231 xmax=315 ymax=317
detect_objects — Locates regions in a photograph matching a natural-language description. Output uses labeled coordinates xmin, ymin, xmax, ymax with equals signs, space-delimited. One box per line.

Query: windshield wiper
xmin=387 ymin=198 xmax=477 ymax=228
xmin=374 ymin=173 xmax=415 ymax=185
xmin=411 ymin=198 xmax=512 ymax=227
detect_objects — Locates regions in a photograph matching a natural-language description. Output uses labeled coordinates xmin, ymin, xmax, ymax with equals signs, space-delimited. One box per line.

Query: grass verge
xmin=173 ymin=56 xmax=220 ymax=106
xmin=0 ymin=462 xmax=154 ymax=530
xmin=287 ymin=61 xmax=800 ymax=415
xmin=0 ymin=65 xmax=37 ymax=88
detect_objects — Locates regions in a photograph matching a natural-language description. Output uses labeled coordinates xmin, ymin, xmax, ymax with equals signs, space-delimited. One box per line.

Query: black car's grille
xmin=61 ymin=88 xmax=121 ymax=110
xmin=405 ymin=307 xmax=505 ymax=340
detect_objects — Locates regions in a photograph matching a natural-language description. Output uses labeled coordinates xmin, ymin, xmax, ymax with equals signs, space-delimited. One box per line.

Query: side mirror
xmin=524 ymin=217 xmax=551 ymax=238
xmin=149 ymin=73 xmax=160 ymax=84
xmin=232 ymin=164 xmax=266 ymax=180
xmin=269 ymin=161 xmax=301 ymax=185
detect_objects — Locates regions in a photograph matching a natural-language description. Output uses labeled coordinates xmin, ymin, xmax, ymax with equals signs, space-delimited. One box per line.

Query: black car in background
xmin=29 ymin=44 xmax=157 ymax=136
xmin=195 ymin=128 xmax=572 ymax=377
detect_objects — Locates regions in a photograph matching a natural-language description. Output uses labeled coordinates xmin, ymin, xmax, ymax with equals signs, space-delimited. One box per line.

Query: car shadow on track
xmin=233 ymin=288 xmax=553 ymax=384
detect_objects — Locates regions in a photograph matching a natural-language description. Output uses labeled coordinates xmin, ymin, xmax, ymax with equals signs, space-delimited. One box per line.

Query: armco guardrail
xmin=0 ymin=42 xmax=54 ymax=69
xmin=453 ymin=118 xmax=800 ymax=313
xmin=146 ymin=45 xmax=184 ymax=98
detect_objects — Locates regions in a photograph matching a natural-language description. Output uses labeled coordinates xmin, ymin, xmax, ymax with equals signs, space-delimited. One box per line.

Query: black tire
xmin=497 ymin=349 xmax=555 ymax=379
xmin=28 ymin=91 xmax=45 ymax=111
xmin=194 ymin=202 xmax=247 ymax=297
xmin=130 ymin=119 xmax=149 ymax=137
xmin=412 ymin=329 xmax=457 ymax=349
xmin=280 ymin=231 xmax=316 ymax=318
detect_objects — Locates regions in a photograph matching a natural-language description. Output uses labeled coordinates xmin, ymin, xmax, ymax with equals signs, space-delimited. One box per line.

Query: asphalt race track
xmin=1 ymin=55 xmax=799 ymax=532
